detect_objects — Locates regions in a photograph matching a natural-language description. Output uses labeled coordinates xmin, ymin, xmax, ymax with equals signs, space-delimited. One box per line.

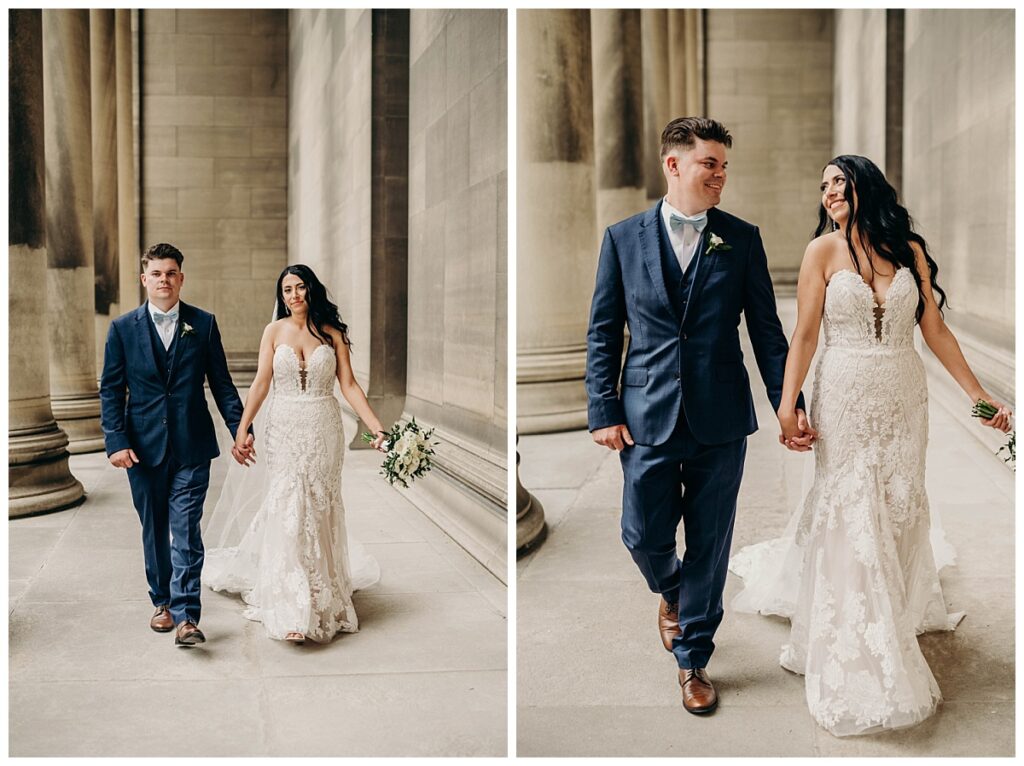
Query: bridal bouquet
xmin=972 ymin=400 xmax=1015 ymax=470
xmin=362 ymin=418 xmax=437 ymax=487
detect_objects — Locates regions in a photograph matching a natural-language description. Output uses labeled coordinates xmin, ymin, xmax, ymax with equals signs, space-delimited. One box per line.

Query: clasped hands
xmin=777 ymin=409 xmax=818 ymax=452
xmin=232 ymin=433 xmax=257 ymax=466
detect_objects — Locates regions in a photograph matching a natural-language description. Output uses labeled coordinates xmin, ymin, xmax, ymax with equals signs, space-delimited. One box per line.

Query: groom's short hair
xmin=141 ymin=242 xmax=184 ymax=271
xmin=660 ymin=117 xmax=733 ymax=157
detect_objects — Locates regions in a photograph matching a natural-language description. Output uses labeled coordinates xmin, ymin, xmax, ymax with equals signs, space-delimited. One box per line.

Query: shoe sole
xmin=683 ymin=699 xmax=718 ymax=715
xmin=174 ymin=635 xmax=205 ymax=647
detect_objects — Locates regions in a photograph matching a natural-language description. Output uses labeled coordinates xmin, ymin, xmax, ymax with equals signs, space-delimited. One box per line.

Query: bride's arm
xmin=329 ymin=328 xmax=387 ymax=446
xmin=777 ymin=239 xmax=828 ymax=438
xmin=914 ymin=243 xmax=1012 ymax=432
xmin=235 ymin=323 xmax=277 ymax=449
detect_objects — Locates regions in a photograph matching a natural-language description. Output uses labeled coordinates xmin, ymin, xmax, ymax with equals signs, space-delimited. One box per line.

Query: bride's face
xmin=821 ymin=165 xmax=853 ymax=226
xmin=281 ymin=274 xmax=308 ymax=315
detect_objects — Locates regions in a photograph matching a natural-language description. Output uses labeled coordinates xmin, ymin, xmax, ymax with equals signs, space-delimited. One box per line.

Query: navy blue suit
xmin=100 ymin=302 xmax=245 ymax=626
xmin=585 ymin=202 xmax=802 ymax=669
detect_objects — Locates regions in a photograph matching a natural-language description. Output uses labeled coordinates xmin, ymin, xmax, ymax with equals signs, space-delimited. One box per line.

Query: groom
xmin=100 ymin=243 xmax=253 ymax=647
xmin=585 ymin=117 xmax=814 ymax=713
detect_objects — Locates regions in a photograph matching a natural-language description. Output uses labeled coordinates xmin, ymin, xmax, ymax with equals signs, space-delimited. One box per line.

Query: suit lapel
xmin=166 ymin=302 xmax=189 ymax=383
xmin=638 ymin=201 xmax=679 ymax=320
xmin=681 ymin=209 xmax=724 ymax=327
xmin=134 ymin=303 xmax=160 ymax=379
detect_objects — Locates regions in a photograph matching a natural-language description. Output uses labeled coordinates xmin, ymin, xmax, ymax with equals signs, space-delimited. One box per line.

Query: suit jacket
xmin=99 ymin=301 xmax=245 ymax=465
xmin=585 ymin=201 xmax=803 ymax=446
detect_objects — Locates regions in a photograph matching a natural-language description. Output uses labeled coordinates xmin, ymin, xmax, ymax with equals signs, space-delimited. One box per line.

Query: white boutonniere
xmin=705 ymin=232 xmax=732 ymax=256
xmin=181 ymin=322 xmax=195 ymax=338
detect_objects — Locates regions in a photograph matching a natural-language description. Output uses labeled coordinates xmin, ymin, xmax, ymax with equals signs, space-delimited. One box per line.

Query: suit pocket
xmin=621 ymin=367 xmax=648 ymax=387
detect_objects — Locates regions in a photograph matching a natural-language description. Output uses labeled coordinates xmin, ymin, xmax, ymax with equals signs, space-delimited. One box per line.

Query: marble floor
xmin=517 ymin=299 xmax=1014 ymax=757
xmin=9 ymin=412 xmax=507 ymax=757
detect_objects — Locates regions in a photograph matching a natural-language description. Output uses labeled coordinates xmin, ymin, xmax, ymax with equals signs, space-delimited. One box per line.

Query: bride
xmin=730 ymin=155 xmax=1011 ymax=736
xmin=203 ymin=264 xmax=387 ymax=644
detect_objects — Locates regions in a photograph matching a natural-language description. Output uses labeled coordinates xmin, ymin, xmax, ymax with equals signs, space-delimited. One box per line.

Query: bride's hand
xmin=232 ymin=433 xmax=256 ymax=466
xmin=777 ymin=410 xmax=812 ymax=452
xmin=978 ymin=397 xmax=1013 ymax=433
xmin=370 ymin=430 xmax=388 ymax=452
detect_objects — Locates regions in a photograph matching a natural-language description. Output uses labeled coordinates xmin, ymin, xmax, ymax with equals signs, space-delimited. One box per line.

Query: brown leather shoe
xmin=150 ymin=605 xmax=173 ymax=633
xmin=658 ymin=597 xmax=681 ymax=652
xmin=174 ymin=621 xmax=206 ymax=647
xmin=679 ymin=667 xmax=718 ymax=714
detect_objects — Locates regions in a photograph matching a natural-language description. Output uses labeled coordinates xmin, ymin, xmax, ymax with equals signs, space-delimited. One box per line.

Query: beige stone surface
xmin=139 ymin=9 xmax=288 ymax=359
xmin=705 ymin=10 xmax=833 ymax=282
xmin=517 ymin=298 xmax=1014 ymax=756
xmin=9 ymin=408 xmax=506 ymax=757
xmin=901 ymin=10 xmax=1014 ymax=403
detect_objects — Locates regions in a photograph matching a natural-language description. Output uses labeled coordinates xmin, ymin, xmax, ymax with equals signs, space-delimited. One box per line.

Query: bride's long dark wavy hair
xmin=814 ymin=154 xmax=947 ymax=323
xmin=275 ymin=264 xmax=352 ymax=347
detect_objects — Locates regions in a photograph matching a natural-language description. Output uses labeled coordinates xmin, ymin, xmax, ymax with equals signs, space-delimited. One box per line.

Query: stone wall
xmin=288 ymin=9 xmax=373 ymax=383
xmin=832 ymin=10 xmax=886 ymax=164
xmin=140 ymin=9 xmax=288 ymax=369
xmin=406 ymin=10 xmax=508 ymax=577
xmin=705 ymin=10 xmax=834 ymax=283
xmin=903 ymin=10 xmax=1015 ymax=418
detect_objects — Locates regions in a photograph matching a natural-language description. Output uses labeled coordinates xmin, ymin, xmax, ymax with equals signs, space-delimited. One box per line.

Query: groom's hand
xmin=109 ymin=448 xmax=139 ymax=469
xmin=232 ymin=434 xmax=256 ymax=466
xmin=778 ymin=409 xmax=817 ymax=452
xmin=592 ymin=424 xmax=635 ymax=452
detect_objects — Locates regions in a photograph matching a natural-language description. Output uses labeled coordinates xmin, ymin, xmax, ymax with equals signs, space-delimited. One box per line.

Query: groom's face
xmin=666 ymin=138 xmax=728 ymax=211
xmin=141 ymin=257 xmax=184 ymax=306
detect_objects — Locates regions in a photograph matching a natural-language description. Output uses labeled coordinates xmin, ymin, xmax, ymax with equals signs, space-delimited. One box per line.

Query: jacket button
xmin=162 ymin=418 xmax=167 ymax=424
xmin=682 ymin=333 xmax=688 ymax=340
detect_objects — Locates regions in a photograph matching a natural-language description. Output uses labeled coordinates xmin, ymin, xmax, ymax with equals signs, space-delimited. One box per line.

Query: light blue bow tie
xmin=669 ymin=211 xmax=708 ymax=233
xmin=152 ymin=310 xmax=178 ymax=327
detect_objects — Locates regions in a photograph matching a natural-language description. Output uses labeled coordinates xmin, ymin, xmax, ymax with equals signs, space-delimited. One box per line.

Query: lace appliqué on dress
xmin=205 ymin=344 xmax=378 ymax=642
xmin=729 ymin=268 xmax=963 ymax=737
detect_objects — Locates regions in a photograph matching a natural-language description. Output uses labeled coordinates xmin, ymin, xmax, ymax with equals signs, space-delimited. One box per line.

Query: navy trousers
xmin=619 ymin=415 xmax=746 ymax=669
xmin=126 ymin=456 xmax=210 ymax=626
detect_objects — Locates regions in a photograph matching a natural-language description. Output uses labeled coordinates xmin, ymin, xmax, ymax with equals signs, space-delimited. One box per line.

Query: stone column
xmin=357 ymin=9 xmax=410 ymax=448
xmin=641 ymin=9 xmax=670 ymax=202
xmin=591 ymin=10 xmax=645 ymax=234
xmin=517 ymin=9 xmax=595 ymax=433
xmin=9 ymin=9 xmax=86 ymax=517
xmin=42 ymin=10 xmax=105 ymax=453
xmin=667 ymin=10 xmax=704 ymax=117
xmin=91 ymin=9 xmax=118 ymax=372
xmin=114 ymin=9 xmax=139 ymax=315
xmin=515 ymin=437 xmax=546 ymax=553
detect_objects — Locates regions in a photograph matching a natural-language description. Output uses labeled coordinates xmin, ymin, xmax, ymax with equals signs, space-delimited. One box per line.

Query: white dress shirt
xmin=661 ymin=198 xmax=708 ymax=275
xmin=147 ymin=301 xmax=180 ymax=351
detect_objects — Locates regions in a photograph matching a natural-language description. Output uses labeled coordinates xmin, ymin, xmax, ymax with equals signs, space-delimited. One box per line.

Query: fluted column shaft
xmin=516 ymin=9 xmax=595 ymax=433
xmin=667 ymin=10 xmax=704 ymax=117
xmin=591 ymin=10 xmax=645 ymax=234
xmin=42 ymin=9 xmax=105 ymax=453
xmin=91 ymin=9 xmax=118 ymax=373
xmin=9 ymin=9 xmax=85 ymax=517
xmin=115 ymin=9 xmax=139 ymax=314
xmin=641 ymin=10 xmax=670 ymax=202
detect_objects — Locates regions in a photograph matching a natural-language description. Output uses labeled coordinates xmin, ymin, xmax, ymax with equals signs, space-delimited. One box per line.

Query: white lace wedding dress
xmin=730 ymin=268 xmax=963 ymax=737
xmin=203 ymin=343 xmax=379 ymax=642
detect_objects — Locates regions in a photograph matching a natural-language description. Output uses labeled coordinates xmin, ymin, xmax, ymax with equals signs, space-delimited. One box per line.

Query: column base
xmin=517 ymin=348 xmax=588 ymax=434
xmin=9 ymin=449 xmax=85 ymax=518
xmin=516 ymin=483 xmax=547 ymax=554
xmin=52 ymin=394 xmax=105 ymax=454
xmin=396 ymin=420 xmax=507 ymax=584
